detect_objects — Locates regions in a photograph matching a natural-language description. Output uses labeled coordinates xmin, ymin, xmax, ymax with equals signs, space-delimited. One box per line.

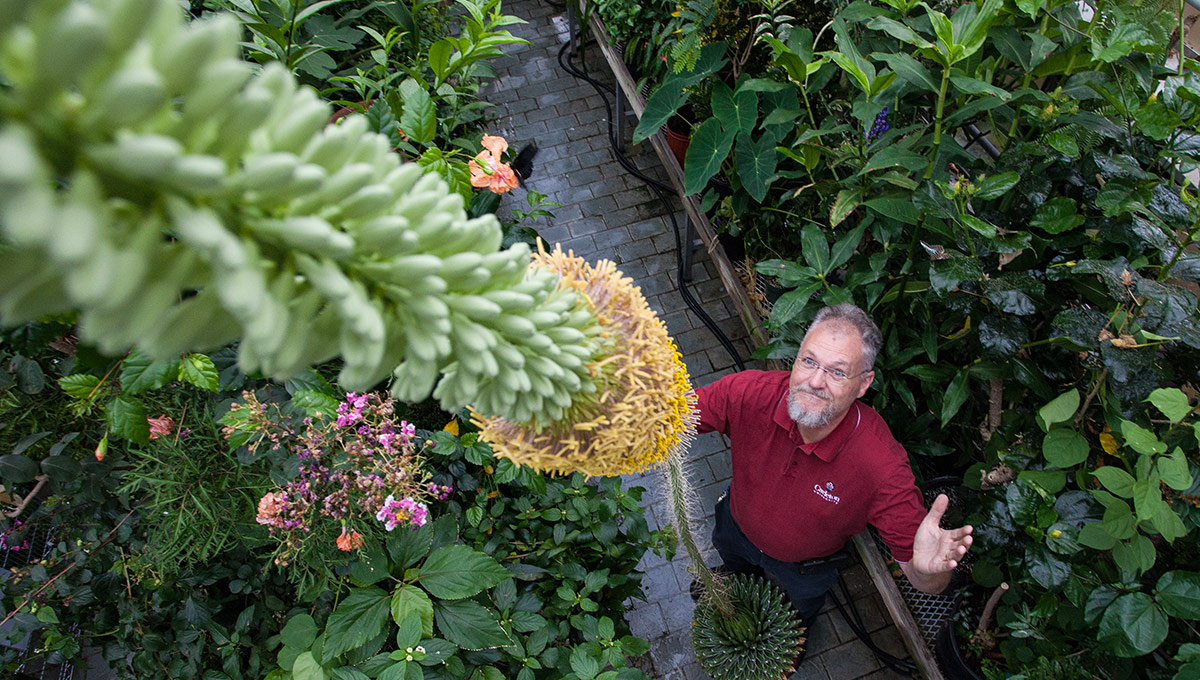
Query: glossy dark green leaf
xmin=711 ymin=81 xmax=757 ymax=135
xmin=1095 ymin=180 xmax=1150 ymax=217
xmin=1098 ymin=593 xmax=1168 ymax=657
xmin=1029 ymin=196 xmax=1085 ymax=234
xmin=1026 ymin=544 xmax=1070 ymax=589
xmin=1051 ymin=307 xmax=1107 ymax=349
xmin=433 ymin=600 xmax=510 ymax=650
xmin=386 ymin=521 xmax=433 ymax=569
xmin=978 ymin=314 xmax=1027 ymax=360
xmin=1006 ymin=481 xmax=1041 ymax=526
xmin=929 ymin=255 xmax=983 ymax=296
xmin=982 ymin=272 xmax=1043 ymax=315
xmin=1155 ymin=571 xmax=1200 ymax=619
xmin=107 ymin=395 xmax=150 ymax=445
xmin=1045 ymin=522 xmax=1081 ymax=554
xmin=41 ymin=455 xmax=81 ymax=482
xmin=0 ymin=454 xmax=39 ymax=484
xmin=1084 ymin=586 xmax=1119 ymax=624
xmin=770 ymin=282 xmax=823 ymax=328
xmin=11 ymin=356 xmax=45 ymax=394
xmin=683 ymin=118 xmax=736 ymax=195
xmin=1134 ymin=100 xmax=1183 ymax=140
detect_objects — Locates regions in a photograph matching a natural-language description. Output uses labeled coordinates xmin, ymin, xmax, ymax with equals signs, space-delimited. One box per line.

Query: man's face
xmin=787 ymin=321 xmax=875 ymax=429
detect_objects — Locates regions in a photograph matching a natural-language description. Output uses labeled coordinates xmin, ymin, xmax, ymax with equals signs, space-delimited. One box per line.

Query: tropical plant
xmin=691 ymin=573 xmax=804 ymax=680
xmin=266 ymin=428 xmax=665 ymax=680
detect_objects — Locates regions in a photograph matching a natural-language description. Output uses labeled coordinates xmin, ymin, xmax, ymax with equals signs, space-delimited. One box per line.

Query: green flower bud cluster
xmin=0 ymin=0 xmax=600 ymax=423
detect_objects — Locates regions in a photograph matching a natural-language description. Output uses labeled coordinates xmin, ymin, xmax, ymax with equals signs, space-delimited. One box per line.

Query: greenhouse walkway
xmin=480 ymin=1 xmax=911 ymax=679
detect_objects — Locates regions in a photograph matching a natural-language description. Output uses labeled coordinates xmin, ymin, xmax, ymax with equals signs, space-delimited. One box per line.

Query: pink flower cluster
xmin=375 ymin=495 xmax=429 ymax=531
xmin=226 ymin=391 xmax=452 ymax=568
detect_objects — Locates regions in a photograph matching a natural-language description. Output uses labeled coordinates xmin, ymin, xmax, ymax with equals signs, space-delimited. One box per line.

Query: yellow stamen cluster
xmin=474 ymin=245 xmax=698 ymax=477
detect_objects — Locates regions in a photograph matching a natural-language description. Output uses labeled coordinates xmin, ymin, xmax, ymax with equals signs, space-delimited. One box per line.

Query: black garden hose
xmin=555 ymin=36 xmax=747 ymax=373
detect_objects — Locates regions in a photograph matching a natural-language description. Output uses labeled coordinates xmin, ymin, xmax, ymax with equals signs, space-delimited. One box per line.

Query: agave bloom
xmin=469 ymin=135 xmax=520 ymax=194
xmin=475 ymin=245 xmax=699 ymax=476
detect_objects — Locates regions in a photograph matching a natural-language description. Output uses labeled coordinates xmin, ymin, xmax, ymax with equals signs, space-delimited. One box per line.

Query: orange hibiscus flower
xmin=336 ymin=528 xmax=363 ymax=551
xmin=469 ymin=135 xmax=520 ymax=194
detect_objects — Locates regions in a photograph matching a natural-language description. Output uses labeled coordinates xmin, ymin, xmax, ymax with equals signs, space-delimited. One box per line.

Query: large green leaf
xmin=107 ymin=395 xmax=150 ymax=445
xmin=1030 ymin=197 xmax=1085 ymax=234
xmin=978 ymin=314 xmax=1027 ymax=360
xmin=282 ymin=614 xmax=318 ymax=650
xmin=1038 ymin=389 xmax=1079 ymax=429
xmin=1098 ymin=593 xmax=1168 ymax=657
xmin=769 ymin=282 xmax=822 ymax=328
xmin=387 ymin=521 xmax=433 ymax=569
xmin=1078 ymin=521 xmax=1116 ymax=550
xmin=179 ymin=353 xmax=219 ymax=391
xmin=633 ymin=78 xmax=689 ymax=144
xmin=323 ymin=588 xmax=391 ymax=662
xmin=829 ymin=188 xmax=862 ymax=227
xmin=735 ymin=133 xmax=777 ymax=202
xmin=58 ymin=374 xmax=100 ymax=400
xmin=712 ymin=82 xmax=757 ymax=135
xmin=1094 ymin=466 xmax=1136 ymax=498
xmin=973 ymin=171 xmax=1019 ymax=199
xmin=873 ymin=52 xmax=937 ymax=92
xmin=1121 ymin=420 xmax=1166 ymax=455
xmin=398 ymin=79 xmax=436 ymax=145
xmin=1042 ymin=429 xmax=1089 ymax=467
xmin=418 ymin=545 xmax=511 ymax=600
xmin=294 ymin=651 xmax=329 ymax=680
xmin=950 ymin=74 xmax=1011 ymax=100
xmin=1026 ymin=544 xmax=1070 ymax=589
xmin=120 ymin=349 xmax=178 ymax=395
xmin=862 ymin=146 xmax=926 ymax=174
xmin=929 ymin=255 xmax=983 ymax=295
xmin=800 ymin=224 xmax=829 ymax=274
xmin=940 ymin=369 xmax=969 ymax=427
xmin=1156 ymin=571 xmax=1200 ymax=619
xmin=1158 ymin=449 xmax=1194 ymax=491
xmin=0 ymin=454 xmax=39 ymax=484
xmin=683 ymin=119 xmax=736 ymax=195
xmin=982 ymin=272 xmax=1043 ymax=315
xmin=433 ymin=600 xmax=510 ymax=650
xmin=1147 ymin=388 xmax=1191 ymax=423
xmin=392 ymin=585 xmax=434 ymax=637
xmin=866 ymin=17 xmax=934 ymax=49
xmin=1113 ymin=534 xmax=1156 ymax=574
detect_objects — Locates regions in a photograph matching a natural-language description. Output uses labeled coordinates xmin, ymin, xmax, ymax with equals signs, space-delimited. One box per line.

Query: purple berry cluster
xmin=865 ymin=106 xmax=891 ymax=141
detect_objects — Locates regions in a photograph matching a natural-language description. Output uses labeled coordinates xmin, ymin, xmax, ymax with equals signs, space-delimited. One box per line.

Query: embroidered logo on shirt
xmin=813 ymin=481 xmax=840 ymax=504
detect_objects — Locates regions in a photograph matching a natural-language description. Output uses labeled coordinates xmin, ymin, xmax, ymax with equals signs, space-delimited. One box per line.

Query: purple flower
xmin=865 ymin=106 xmax=891 ymax=141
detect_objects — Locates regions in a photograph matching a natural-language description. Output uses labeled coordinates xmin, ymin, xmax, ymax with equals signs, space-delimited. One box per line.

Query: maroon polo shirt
xmin=696 ymin=370 xmax=926 ymax=563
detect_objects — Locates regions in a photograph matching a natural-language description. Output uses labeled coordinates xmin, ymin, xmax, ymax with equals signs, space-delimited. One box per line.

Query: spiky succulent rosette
xmin=473 ymin=245 xmax=699 ymax=477
xmin=692 ymin=573 xmax=806 ymax=680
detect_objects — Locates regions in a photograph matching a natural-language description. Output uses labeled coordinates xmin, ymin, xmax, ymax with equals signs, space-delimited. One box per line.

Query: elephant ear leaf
xmin=683 ymin=118 xmax=736 ymax=195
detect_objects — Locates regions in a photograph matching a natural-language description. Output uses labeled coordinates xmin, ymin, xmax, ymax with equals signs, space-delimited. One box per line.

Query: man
xmin=695 ymin=304 xmax=972 ymax=624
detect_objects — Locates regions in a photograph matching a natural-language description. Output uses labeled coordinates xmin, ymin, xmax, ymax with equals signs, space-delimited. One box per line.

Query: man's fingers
xmin=926 ymin=493 xmax=949 ymax=523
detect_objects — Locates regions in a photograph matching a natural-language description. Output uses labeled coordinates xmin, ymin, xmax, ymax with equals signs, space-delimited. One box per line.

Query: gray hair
xmin=805 ymin=304 xmax=883 ymax=370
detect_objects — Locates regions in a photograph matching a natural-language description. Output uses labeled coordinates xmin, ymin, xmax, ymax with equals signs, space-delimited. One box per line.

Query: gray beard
xmin=787 ymin=386 xmax=836 ymax=428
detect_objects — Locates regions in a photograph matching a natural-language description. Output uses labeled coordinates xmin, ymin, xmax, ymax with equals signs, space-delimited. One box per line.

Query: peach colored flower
xmin=256 ymin=492 xmax=288 ymax=528
xmin=336 ymin=528 xmax=363 ymax=551
xmin=147 ymin=415 xmax=175 ymax=440
xmin=469 ymin=134 xmax=519 ymax=194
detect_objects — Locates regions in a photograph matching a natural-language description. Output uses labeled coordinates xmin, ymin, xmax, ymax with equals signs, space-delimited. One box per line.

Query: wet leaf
xmin=1051 ymin=307 xmax=1108 ymax=349
xmin=929 ymin=254 xmax=983 ymax=295
xmin=1029 ymin=197 xmax=1085 ymax=234
xmin=983 ymin=271 xmax=1043 ymax=315
xmin=978 ymin=313 xmax=1028 ymax=360
xmin=1155 ymin=571 xmax=1200 ymax=619
xmin=1027 ymin=543 xmax=1071 ymax=589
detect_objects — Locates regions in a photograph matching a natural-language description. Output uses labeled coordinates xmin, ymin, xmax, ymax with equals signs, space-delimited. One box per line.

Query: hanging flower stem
xmin=665 ymin=449 xmax=733 ymax=616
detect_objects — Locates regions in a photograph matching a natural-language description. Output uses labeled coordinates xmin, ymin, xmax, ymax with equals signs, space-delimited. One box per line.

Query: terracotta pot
xmin=664 ymin=116 xmax=690 ymax=168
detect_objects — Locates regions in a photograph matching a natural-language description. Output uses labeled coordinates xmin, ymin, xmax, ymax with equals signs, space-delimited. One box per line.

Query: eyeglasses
xmin=795 ymin=356 xmax=866 ymax=384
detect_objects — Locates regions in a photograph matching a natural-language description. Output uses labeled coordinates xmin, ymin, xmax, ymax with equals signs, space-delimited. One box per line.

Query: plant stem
xmin=925 ymin=66 xmax=952 ymax=179
xmin=664 ymin=449 xmax=732 ymax=615
xmin=1157 ymin=218 xmax=1200 ymax=281
xmin=975 ymin=582 xmax=1009 ymax=638
xmin=1074 ymin=367 xmax=1108 ymax=428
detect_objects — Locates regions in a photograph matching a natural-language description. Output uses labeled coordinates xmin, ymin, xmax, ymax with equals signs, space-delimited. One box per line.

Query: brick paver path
xmin=481 ymin=1 xmax=914 ymax=679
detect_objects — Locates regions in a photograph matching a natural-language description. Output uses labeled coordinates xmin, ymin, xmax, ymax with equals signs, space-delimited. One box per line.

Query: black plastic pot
xmin=934 ymin=601 xmax=984 ymax=680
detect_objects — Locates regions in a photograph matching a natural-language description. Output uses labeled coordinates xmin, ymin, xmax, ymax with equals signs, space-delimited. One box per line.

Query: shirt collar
xmin=773 ymin=393 xmax=862 ymax=463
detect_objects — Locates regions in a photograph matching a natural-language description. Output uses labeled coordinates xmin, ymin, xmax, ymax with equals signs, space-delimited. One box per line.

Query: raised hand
xmin=901 ymin=493 xmax=973 ymax=593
